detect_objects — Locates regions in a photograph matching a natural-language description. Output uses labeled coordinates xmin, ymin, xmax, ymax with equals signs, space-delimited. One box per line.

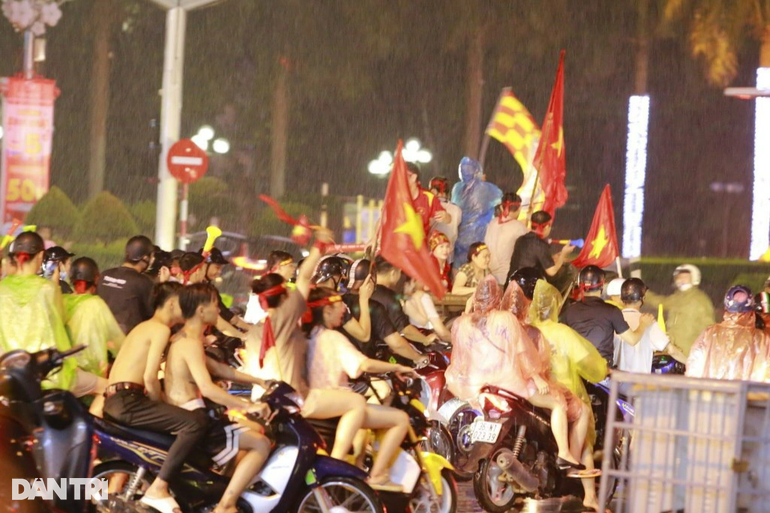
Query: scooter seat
xmin=481 ymin=385 xmax=553 ymax=421
xmin=94 ymin=417 xmax=176 ymax=449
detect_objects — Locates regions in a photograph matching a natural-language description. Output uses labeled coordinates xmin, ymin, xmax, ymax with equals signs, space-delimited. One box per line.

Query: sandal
xmin=556 ymin=456 xmax=586 ymax=471
xmin=567 ymin=468 xmax=602 ymax=479
xmin=367 ymin=478 xmax=403 ymax=493
xmin=139 ymin=495 xmax=182 ymax=513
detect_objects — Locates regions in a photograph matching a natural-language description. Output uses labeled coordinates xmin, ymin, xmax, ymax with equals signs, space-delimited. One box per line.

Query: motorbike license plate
xmin=470 ymin=421 xmax=502 ymax=444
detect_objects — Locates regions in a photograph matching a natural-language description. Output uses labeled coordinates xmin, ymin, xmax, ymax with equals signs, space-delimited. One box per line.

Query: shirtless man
xmin=104 ymin=282 xmax=204 ymax=513
xmin=165 ymin=283 xmax=272 ymax=513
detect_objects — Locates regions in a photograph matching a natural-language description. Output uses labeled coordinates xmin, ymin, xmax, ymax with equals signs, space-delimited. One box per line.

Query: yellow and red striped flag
xmin=485 ymin=88 xmax=541 ymax=172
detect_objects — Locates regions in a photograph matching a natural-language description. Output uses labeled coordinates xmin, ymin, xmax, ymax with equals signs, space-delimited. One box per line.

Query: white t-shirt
xmin=617 ymin=308 xmax=670 ymax=374
xmin=407 ymin=293 xmax=440 ymax=330
xmin=306 ymin=326 xmax=368 ymax=390
xmin=433 ymin=199 xmax=462 ymax=263
xmin=244 ymin=294 xmax=266 ymax=325
xmin=484 ymin=217 xmax=528 ymax=285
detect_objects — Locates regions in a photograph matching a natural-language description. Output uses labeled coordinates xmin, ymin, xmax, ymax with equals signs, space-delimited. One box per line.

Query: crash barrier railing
xmin=599 ymin=371 xmax=770 ymax=513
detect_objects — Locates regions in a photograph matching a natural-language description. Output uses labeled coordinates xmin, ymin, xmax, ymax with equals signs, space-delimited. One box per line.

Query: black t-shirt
xmin=339 ymin=293 xmax=398 ymax=357
xmin=561 ymin=296 xmax=630 ymax=365
xmin=96 ymin=266 xmax=154 ymax=334
xmin=508 ymin=232 xmax=556 ymax=278
xmin=371 ymin=285 xmax=410 ymax=333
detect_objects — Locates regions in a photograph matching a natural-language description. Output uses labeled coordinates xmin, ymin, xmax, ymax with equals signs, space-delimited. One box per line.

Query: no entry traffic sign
xmin=167 ymin=139 xmax=209 ymax=184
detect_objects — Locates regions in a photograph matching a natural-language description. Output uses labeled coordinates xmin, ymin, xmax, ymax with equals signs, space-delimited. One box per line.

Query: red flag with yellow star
xmin=571 ymin=185 xmax=619 ymax=269
xmin=534 ymin=50 xmax=568 ymax=216
xmin=380 ymin=141 xmax=446 ymax=298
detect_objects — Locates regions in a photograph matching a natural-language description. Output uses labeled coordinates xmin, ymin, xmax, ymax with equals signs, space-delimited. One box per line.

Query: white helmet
xmin=674 ymin=264 xmax=701 ymax=286
xmin=605 ymin=278 xmax=625 ymax=297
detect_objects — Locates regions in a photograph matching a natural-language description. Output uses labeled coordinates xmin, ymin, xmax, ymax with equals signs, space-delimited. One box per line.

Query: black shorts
xmin=193 ymin=407 xmax=249 ymax=468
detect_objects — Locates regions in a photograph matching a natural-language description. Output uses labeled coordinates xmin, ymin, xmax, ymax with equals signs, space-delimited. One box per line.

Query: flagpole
xmin=479 ymin=88 xmax=510 ymax=168
xmin=615 ymin=256 xmax=623 ymax=278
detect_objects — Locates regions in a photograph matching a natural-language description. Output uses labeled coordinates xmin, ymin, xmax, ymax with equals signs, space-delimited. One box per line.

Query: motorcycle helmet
xmin=578 ymin=265 xmax=605 ymax=292
xmin=125 ymin=235 xmax=154 ymax=263
xmin=312 ymin=255 xmax=353 ymax=288
xmin=147 ymin=250 xmax=172 ymax=277
xmin=70 ymin=257 xmax=99 ymax=284
xmin=605 ymin=278 xmax=625 ymax=298
xmin=724 ymin=285 xmax=754 ymax=314
xmin=9 ymin=232 xmax=45 ymax=266
xmin=508 ymin=267 xmax=544 ymax=300
xmin=347 ymin=258 xmax=373 ymax=289
xmin=201 ymin=246 xmax=230 ymax=265
xmin=674 ymin=264 xmax=701 ymax=286
xmin=43 ymin=246 xmax=74 ymax=265
xmin=620 ymin=278 xmax=648 ymax=304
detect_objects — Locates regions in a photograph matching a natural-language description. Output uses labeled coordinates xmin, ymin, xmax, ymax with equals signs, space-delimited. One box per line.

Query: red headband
xmin=73 ymin=280 xmax=90 ymax=295
xmin=431 ymin=180 xmax=447 ymax=195
xmin=182 ymin=261 xmax=205 ymax=285
xmin=531 ymin=221 xmax=551 ymax=238
xmin=498 ymin=200 xmax=522 ymax=222
xmin=302 ymin=294 xmax=343 ymax=324
xmin=15 ymin=252 xmax=31 ymax=266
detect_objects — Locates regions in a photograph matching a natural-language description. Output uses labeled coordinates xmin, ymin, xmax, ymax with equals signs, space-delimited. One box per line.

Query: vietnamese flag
xmin=534 ymin=50 xmax=568 ymax=216
xmin=571 ymin=184 xmax=620 ymax=269
xmin=380 ymin=141 xmax=446 ymax=299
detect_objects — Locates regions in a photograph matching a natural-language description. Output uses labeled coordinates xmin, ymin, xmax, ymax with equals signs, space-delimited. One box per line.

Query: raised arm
xmin=296 ymin=229 xmax=335 ymax=298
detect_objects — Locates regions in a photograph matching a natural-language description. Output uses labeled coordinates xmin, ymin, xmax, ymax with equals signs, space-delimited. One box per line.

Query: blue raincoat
xmin=451 ymin=157 xmax=502 ymax=266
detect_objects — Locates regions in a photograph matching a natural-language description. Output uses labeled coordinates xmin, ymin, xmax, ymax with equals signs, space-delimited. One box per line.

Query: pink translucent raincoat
xmin=686 ymin=312 xmax=770 ymax=383
xmin=502 ymin=281 xmax=585 ymax=424
xmin=446 ymin=276 xmax=544 ymax=401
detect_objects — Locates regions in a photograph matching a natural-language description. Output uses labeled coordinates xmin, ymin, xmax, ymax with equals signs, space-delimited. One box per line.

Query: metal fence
xmin=599 ymin=371 xmax=770 ymax=513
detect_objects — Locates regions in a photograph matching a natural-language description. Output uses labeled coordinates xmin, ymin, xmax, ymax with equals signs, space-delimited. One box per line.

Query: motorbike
xmin=93 ymin=381 xmax=383 ymax=513
xmin=307 ymin=373 xmax=458 ymax=513
xmin=458 ymin=381 xmax=632 ymax=512
xmin=0 ymin=346 xmax=97 ymax=513
xmin=652 ymin=352 xmax=686 ymax=375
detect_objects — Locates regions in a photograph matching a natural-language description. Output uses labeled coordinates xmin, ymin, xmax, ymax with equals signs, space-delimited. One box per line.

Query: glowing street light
xmin=212 ymin=138 xmax=230 ymax=154
xmin=191 ymin=134 xmax=209 ymax=151
xmin=369 ymin=139 xmax=432 ymax=176
xmin=197 ymin=125 xmax=215 ymax=141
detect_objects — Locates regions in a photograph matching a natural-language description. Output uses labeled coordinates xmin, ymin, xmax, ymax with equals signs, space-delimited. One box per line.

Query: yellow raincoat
xmin=528 ymin=280 xmax=608 ymax=407
xmin=0 ymin=274 xmax=76 ymax=390
xmin=646 ymin=287 xmax=715 ymax=356
xmin=63 ymin=294 xmax=125 ymax=378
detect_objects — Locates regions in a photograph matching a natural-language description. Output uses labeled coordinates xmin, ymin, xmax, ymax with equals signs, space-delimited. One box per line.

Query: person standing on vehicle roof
xmin=645 ymin=264 xmax=715 ymax=357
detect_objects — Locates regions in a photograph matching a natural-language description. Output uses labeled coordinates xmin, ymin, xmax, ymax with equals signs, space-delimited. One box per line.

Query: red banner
xmin=0 ymin=77 xmax=58 ymax=225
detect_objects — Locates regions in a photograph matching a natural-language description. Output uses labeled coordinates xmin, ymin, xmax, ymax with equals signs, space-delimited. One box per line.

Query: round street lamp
xmin=212 ymin=138 xmax=230 ymax=154
xmin=368 ymin=138 xmax=432 ymax=177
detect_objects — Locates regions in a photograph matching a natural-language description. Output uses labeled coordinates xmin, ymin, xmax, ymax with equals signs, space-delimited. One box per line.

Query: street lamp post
xmin=149 ymin=0 xmax=222 ymax=250
xmin=725 ymin=78 xmax=770 ymax=260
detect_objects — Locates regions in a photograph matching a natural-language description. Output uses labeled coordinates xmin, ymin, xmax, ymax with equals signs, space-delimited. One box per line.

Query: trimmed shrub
xmin=25 ymin=186 xmax=81 ymax=238
xmin=130 ymin=201 xmax=156 ymax=236
xmin=69 ymin=240 xmax=128 ymax=271
xmin=73 ymin=192 xmax=138 ymax=243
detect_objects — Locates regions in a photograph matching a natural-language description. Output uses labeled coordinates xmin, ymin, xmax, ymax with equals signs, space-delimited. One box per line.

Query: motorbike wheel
xmin=423 ymin=422 xmax=454 ymax=465
xmin=472 ymin=453 xmax=525 ymax=513
xmin=410 ymin=469 xmax=458 ymax=513
xmin=293 ymin=477 xmax=383 ymax=513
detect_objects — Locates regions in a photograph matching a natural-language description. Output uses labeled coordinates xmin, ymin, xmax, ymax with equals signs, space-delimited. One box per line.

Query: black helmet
xmin=201 ymin=247 xmax=229 ymax=265
xmin=147 ymin=250 xmax=172 ymax=277
xmin=509 ymin=267 xmax=544 ymax=300
xmin=621 ymin=278 xmax=648 ymax=304
xmin=10 ymin=231 xmax=45 ymax=257
xmin=724 ymin=285 xmax=754 ymax=314
xmin=125 ymin=235 xmax=154 ymax=263
xmin=578 ymin=265 xmax=605 ymax=291
xmin=348 ymin=259 xmax=372 ymax=288
xmin=43 ymin=246 xmax=74 ymax=266
xmin=312 ymin=255 xmax=353 ymax=287
xmin=70 ymin=257 xmax=99 ymax=284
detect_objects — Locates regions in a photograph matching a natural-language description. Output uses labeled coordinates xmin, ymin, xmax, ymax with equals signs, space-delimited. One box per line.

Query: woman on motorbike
xmin=303 ymin=287 xmax=417 ymax=492
xmin=445 ymin=276 xmax=586 ymax=471
xmin=524 ymin=279 xmax=609 ymax=511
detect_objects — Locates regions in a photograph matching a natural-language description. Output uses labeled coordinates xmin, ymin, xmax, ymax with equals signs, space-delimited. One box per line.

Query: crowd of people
xmin=1 ymin=155 xmax=770 ymax=513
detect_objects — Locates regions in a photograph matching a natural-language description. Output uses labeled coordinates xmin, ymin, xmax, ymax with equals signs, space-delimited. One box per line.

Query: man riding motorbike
xmin=645 ymin=264 xmax=715 ymax=357
xmin=686 ymin=285 xmax=770 ymax=382
xmin=164 ymin=283 xmax=272 ymax=513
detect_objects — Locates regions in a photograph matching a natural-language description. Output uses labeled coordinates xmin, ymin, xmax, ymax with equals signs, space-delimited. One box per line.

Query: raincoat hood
xmin=1 ymin=275 xmax=48 ymax=307
xmin=502 ymin=281 xmax=531 ymax=322
xmin=529 ymin=279 xmax=562 ymax=325
xmin=473 ymin=275 xmax=502 ymax=316
xmin=458 ymin=157 xmax=482 ymax=182
xmin=722 ymin=311 xmax=757 ymax=328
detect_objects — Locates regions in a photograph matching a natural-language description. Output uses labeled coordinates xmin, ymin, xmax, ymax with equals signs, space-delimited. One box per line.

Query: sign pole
xmin=178 ymin=182 xmax=189 ymax=249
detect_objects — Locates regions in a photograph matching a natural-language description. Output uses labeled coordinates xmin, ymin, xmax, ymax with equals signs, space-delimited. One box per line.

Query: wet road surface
xmin=457 ymin=480 xmax=595 ymax=512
